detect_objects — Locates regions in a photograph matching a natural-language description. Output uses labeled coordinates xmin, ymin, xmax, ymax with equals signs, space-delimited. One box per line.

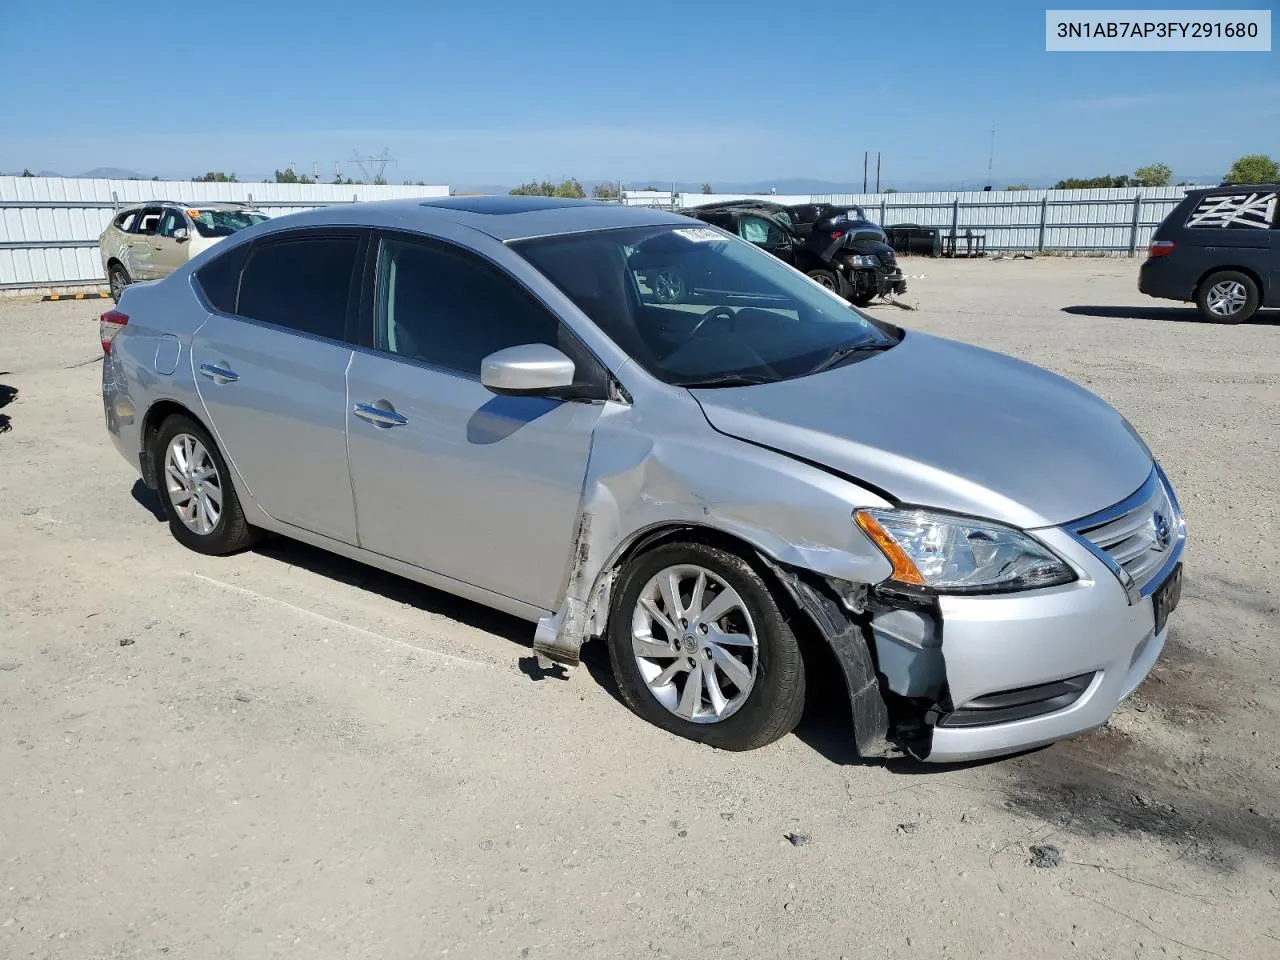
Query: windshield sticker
xmin=673 ymin=227 xmax=722 ymax=243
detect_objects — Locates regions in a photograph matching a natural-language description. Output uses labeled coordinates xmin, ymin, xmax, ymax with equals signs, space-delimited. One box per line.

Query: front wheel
xmin=153 ymin=414 xmax=261 ymax=555
xmin=806 ymin=268 xmax=845 ymax=296
xmin=108 ymin=263 xmax=130 ymax=303
xmin=606 ymin=542 xmax=806 ymax=751
xmin=1196 ymin=270 xmax=1259 ymax=324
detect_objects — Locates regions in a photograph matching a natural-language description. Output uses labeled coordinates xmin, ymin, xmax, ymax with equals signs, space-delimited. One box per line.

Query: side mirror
xmin=480 ymin=343 xmax=576 ymax=397
xmin=173 ymin=227 xmax=190 ymax=242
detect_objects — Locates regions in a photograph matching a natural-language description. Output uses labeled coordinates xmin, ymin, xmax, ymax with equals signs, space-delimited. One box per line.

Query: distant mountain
xmin=78 ymin=167 xmax=152 ymax=180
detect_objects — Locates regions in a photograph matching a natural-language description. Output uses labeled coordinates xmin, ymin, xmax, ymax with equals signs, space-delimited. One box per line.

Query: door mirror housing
xmin=173 ymin=227 xmax=190 ymax=242
xmin=480 ymin=343 xmax=576 ymax=396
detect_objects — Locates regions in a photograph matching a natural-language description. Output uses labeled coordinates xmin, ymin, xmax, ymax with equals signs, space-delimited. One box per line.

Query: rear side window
xmin=1185 ymin=191 xmax=1277 ymax=231
xmin=236 ymin=235 xmax=359 ymax=341
xmin=194 ymin=242 xmax=250 ymax=314
xmin=113 ymin=210 xmax=138 ymax=231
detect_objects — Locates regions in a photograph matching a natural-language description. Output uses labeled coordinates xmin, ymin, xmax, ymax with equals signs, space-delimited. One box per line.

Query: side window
xmin=374 ymin=235 xmax=602 ymax=388
xmin=157 ymin=208 xmax=186 ymax=238
xmin=114 ymin=210 xmax=138 ymax=232
xmin=136 ymin=207 xmax=163 ymax=236
xmin=236 ymin=234 xmax=359 ymax=341
xmin=194 ymin=242 xmax=251 ymax=314
xmin=739 ymin=215 xmax=784 ymax=247
xmin=1185 ymin=191 xmax=1277 ymax=231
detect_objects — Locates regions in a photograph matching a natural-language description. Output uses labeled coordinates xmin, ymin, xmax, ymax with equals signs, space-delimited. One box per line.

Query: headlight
xmin=855 ymin=508 xmax=1076 ymax=594
xmin=847 ymin=255 xmax=879 ymax=268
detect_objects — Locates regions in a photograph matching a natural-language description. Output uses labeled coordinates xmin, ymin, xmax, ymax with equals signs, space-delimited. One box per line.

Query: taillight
xmin=831 ymin=231 xmax=842 ymax=240
xmin=1148 ymin=240 xmax=1176 ymax=258
xmin=100 ymin=309 xmax=128 ymax=354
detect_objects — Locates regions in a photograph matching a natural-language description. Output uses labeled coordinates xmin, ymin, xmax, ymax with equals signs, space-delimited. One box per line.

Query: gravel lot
xmin=2 ymin=258 xmax=1278 ymax=960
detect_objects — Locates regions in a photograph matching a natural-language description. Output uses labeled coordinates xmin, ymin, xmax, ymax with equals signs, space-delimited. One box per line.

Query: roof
xmin=247 ymin=195 xmax=691 ymax=241
xmin=120 ymin=199 xmax=260 ymax=211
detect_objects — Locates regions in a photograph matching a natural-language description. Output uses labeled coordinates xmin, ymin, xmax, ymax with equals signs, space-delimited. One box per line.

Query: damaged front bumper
xmin=766 ymin=523 xmax=1172 ymax=764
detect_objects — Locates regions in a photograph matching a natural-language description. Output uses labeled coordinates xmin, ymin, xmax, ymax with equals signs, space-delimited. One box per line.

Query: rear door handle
xmin=199 ymin=362 xmax=239 ymax=383
xmin=353 ymin=401 xmax=408 ymax=427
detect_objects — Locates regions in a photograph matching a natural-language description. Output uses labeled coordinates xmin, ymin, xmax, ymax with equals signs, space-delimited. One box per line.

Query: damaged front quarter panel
xmin=532 ymin=390 xmax=945 ymax=758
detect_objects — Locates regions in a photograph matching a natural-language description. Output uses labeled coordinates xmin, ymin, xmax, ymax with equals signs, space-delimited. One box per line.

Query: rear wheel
xmin=1196 ymin=270 xmax=1259 ymax=324
xmin=606 ymin=541 xmax=806 ymax=751
xmin=153 ymin=414 xmax=260 ymax=555
xmin=108 ymin=263 xmax=130 ymax=303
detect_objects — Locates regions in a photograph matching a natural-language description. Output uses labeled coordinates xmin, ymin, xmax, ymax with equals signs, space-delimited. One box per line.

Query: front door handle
xmin=199 ymin=362 xmax=239 ymax=383
xmin=353 ymin=401 xmax=408 ymax=428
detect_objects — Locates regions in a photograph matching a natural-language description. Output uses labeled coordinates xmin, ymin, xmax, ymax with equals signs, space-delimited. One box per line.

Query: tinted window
xmin=157 ymin=208 xmax=186 ymax=237
xmin=1185 ymin=191 xmax=1277 ymax=231
xmin=194 ymin=242 xmax=251 ymax=314
xmin=374 ymin=236 xmax=561 ymax=376
xmin=237 ymin=235 xmax=358 ymax=340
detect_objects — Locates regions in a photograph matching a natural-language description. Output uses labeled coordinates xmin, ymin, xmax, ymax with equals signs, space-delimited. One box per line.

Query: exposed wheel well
xmin=106 ymin=257 xmax=125 ymax=271
xmin=1195 ymin=265 xmax=1262 ymax=298
xmin=139 ymin=400 xmax=210 ymax=488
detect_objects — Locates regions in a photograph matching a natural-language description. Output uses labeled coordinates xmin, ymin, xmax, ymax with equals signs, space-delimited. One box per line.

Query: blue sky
xmin=1 ymin=0 xmax=1275 ymax=186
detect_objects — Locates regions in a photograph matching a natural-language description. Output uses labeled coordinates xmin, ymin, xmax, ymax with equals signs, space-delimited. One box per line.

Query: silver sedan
xmin=101 ymin=195 xmax=1185 ymax=762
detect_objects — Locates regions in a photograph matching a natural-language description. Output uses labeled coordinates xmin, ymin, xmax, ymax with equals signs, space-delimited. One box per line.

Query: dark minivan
xmin=1139 ymin=183 xmax=1278 ymax=323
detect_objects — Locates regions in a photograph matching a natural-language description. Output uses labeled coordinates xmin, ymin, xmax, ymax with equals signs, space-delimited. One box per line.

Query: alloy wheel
xmin=1206 ymin=280 xmax=1246 ymax=317
xmin=651 ymin=268 xmax=685 ymax=303
xmin=164 ymin=433 xmax=222 ymax=535
xmin=630 ymin=564 xmax=759 ymax=723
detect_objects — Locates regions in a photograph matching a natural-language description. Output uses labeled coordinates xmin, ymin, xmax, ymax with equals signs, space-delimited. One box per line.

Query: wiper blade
xmin=807 ymin=341 xmax=893 ymax=375
xmin=676 ymin=374 xmax=774 ymax=388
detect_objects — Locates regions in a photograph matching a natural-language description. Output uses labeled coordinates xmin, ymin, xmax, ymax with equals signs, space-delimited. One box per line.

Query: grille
xmin=1069 ymin=469 xmax=1181 ymax=596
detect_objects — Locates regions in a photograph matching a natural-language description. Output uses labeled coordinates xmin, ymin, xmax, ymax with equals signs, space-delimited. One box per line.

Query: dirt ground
xmin=2 ymin=258 xmax=1278 ymax=960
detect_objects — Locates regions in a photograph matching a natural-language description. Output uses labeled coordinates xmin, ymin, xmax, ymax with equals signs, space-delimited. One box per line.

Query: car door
xmin=1269 ymin=194 xmax=1280 ymax=307
xmin=151 ymin=208 xmax=192 ymax=278
xmin=345 ymin=231 xmax=609 ymax=611
xmin=190 ymin=229 xmax=366 ymax=544
xmin=737 ymin=214 xmax=795 ymax=264
xmin=127 ymin=206 xmax=164 ymax=279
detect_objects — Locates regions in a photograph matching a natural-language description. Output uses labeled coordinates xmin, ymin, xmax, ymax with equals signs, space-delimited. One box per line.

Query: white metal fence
xmin=624 ymin=186 xmax=1198 ymax=254
xmin=3 ymin=178 xmax=1201 ymax=294
xmin=0 ymin=176 xmax=449 ymax=294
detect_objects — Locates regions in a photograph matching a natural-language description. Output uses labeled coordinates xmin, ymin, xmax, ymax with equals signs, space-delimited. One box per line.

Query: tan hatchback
xmin=99 ymin=201 xmax=269 ymax=302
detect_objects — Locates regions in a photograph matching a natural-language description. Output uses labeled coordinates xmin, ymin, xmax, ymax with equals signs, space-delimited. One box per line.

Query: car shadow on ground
xmin=0 ymin=382 xmax=16 ymax=433
xmin=251 ymin=533 xmax=532 ymax=647
xmin=1063 ymin=304 xmax=1280 ymax=325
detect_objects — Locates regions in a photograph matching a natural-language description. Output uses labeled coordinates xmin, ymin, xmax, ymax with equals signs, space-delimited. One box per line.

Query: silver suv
xmin=99 ymin=201 xmax=268 ymax=301
xmin=100 ymin=196 xmax=1185 ymax=763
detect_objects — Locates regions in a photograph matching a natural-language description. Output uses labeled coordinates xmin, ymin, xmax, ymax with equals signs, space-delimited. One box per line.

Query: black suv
xmin=1139 ymin=183 xmax=1278 ymax=323
xmin=679 ymin=200 xmax=907 ymax=306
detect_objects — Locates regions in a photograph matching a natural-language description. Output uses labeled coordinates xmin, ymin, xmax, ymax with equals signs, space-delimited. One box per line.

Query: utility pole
xmin=863 ymin=151 xmax=868 ymax=193
xmin=876 ymin=152 xmax=881 ymax=193
xmin=987 ymin=124 xmax=995 ymax=189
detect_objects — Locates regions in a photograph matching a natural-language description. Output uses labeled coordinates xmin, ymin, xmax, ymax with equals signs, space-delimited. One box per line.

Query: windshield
xmin=512 ymin=224 xmax=899 ymax=386
xmin=189 ymin=209 xmax=269 ymax=238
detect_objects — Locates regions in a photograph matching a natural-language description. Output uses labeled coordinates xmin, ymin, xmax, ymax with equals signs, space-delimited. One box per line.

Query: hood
xmin=691 ymin=332 xmax=1153 ymax=529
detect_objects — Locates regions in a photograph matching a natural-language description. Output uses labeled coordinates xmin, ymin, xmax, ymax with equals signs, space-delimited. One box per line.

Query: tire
xmin=1196 ymin=270 xmax=1259 ymax=324
xmin=649 ymin=267 xmax=686 ymax=304
xmin=152 ymin=414 xmax=261 ymax=555
xmin=108 ymin=263 xmax=130 ymax=304
xmin=806 ymin=268 xmax=845 ymax=296
xmin=606 ymin=541 xmax=806 ymax=751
